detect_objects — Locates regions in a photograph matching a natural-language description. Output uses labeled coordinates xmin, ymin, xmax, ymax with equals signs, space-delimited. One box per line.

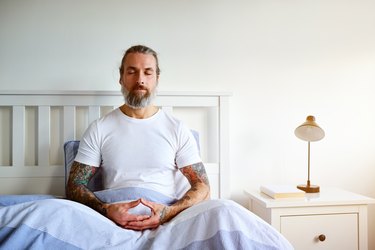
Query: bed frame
xmin=0 ymin=91 xmax=230 ymax=199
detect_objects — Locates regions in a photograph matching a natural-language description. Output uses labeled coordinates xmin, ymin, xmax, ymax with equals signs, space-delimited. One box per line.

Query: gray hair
xmin=119 ymin=45 xmax=161 ymax=76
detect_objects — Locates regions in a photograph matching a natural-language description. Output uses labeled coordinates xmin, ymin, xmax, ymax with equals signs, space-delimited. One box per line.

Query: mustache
xmin=132 ymin=84 xmax=148 ymax=91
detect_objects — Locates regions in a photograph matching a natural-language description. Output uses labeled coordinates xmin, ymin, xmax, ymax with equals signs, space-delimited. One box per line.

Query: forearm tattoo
xmin=159 ymin=206 xmax=168 ymax=224
xmin=66 ymin=162 xmax=107 ymax=215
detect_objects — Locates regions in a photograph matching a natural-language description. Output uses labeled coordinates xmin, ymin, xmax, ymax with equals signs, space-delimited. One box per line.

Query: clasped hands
xmin=105 ymin=198 xmax=168 ymax=231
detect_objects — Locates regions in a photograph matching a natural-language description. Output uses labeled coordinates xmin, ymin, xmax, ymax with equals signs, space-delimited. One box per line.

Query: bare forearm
xmin=67 ymin=184 xmax=108 ymax=215
xmin=161 ymin=162 xmax=210 ymax=223
xmin=66 ymin=161 xmax=108 ymax=216
xmin=175 ymin=183 xmax=210 ymax=207
xmin=163 ymin=183 xmax=209 ymax=222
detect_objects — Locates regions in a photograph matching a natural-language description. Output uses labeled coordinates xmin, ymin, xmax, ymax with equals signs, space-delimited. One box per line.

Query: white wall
xmin=1 ymin=0 xmax=375 ymax=247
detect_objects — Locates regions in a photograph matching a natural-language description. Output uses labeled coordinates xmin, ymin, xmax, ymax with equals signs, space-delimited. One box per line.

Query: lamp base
xmin=297 ymin=184 xmax=320 ymax=193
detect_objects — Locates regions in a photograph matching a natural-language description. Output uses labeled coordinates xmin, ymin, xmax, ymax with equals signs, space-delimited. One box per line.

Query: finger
xmin=127 ymin=216 xmax=159 ymax=227
xmin=124 ymin=221 xmax=159 ymax=231
xmin=135 ymin=214 xmax=151 ymax=221
xmin=124 ymin=214 xmax=150 ymax=222
xmin=140 ymin=198 xmax=155 ymax=208
xmin=124 ymin=224 xmax=155 ymax=231
xmin=116 ymin=216 xmax=149 ymax=228
xmin=125 ymin=199 xmax=141 ymax=208
xmin=140 ymin=199 xmax=157 ymax=215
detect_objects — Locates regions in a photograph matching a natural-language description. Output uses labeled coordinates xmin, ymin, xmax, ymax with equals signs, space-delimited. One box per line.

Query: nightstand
xmin=244 ymin=187 xmax=375 ymax=250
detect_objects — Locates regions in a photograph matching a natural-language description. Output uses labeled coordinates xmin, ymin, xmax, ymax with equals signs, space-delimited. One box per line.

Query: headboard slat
xmin=38 ymin=106 xmax=51 ymax=166
xmin=63 ymin=106 xmax=76 ymax=141
xmin=88 ymin=106 xmax=101 ymax=125
xmin=12 ymin=106 xmax=25 ymax=167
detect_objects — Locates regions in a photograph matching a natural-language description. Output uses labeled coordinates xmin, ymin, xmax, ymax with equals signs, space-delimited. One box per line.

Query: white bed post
xmin=219 ymin=95 xmax=230 ymax=199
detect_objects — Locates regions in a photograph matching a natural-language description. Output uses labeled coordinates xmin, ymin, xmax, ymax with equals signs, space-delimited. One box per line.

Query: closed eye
xmin=145 ymin=68 xmax=154 ymax=75
xmin=127 ymin=69 xmax=136 ymax=74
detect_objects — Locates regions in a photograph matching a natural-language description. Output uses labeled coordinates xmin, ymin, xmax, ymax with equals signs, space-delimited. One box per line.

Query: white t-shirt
xmin=75 ymin=108 xmax=201 ymax=198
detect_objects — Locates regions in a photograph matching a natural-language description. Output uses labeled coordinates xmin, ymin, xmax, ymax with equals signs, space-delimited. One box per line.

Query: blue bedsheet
xmin=0 ymin=191 xmax=293 ymax=250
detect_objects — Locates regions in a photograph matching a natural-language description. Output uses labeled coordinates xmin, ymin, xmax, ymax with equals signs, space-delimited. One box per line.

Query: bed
xmin=0 ymin=91 xmax=292 ymax=249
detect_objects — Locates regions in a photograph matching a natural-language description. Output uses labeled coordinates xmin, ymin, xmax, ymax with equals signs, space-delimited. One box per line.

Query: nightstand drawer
xmin=280 ymin=213 xmax=358 ymax=249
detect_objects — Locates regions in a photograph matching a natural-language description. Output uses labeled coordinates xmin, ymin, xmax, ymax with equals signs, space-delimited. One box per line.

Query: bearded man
xmin=67 ymin=45 xmax=210 ymax=230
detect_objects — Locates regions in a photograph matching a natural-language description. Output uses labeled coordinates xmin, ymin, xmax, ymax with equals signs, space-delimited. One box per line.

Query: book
xmin=260 ymin=185 xmax=305 ymax=199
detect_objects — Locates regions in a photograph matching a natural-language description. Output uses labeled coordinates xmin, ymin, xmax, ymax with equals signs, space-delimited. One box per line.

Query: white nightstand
xmin=244 ymin=187 xmax=375 ymax=250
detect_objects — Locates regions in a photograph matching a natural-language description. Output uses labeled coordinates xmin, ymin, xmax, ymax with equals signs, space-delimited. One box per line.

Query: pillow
xmin=63 ymin=140 xmax=80 ymax=186
xmin=94 ymin=187 xmax=177 ymax=205
xmin=64 ymin=130 xmax=200 ymax=199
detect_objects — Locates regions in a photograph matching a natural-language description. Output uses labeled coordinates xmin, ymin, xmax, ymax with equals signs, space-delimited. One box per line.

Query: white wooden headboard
xmin=0 ymin=91 xmax=230 ymax=199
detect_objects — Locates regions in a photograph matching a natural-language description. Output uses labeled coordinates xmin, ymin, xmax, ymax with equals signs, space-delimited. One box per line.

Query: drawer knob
xmin=318 ymin=234 xmax=326 ymax=242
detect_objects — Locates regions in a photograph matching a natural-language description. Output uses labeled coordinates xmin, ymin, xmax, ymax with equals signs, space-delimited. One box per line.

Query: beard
xmin=121 ymin=85 xmax=156 ymax=109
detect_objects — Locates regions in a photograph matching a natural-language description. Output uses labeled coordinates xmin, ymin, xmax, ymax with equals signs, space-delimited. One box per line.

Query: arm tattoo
xmin=179 ymin=162 xmax=210 ymax=203
xmin=157 ymin=162 xmax=210 ymax=223
xmin=159 ymin=206 xmax=168 ymax=224
xmin=66 ymin=161 xmax=107 ymax=215
xmin=182 ymin=162 xmax=210 ymax=186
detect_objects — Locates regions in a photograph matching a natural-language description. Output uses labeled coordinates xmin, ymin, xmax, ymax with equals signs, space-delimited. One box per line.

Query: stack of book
xmin=260 ymin=184 xmax=305 ymax=199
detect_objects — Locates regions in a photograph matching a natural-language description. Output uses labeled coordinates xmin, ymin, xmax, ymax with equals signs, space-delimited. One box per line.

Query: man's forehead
xmin=125 ymin=53 xmax=157 ymax=68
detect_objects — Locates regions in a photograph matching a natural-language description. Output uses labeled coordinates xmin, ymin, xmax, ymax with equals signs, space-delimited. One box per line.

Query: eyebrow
xmin=126 ymin=66 xmax=154 ymax=72
xmin=126 ymin=66 xmax=137 ymax=71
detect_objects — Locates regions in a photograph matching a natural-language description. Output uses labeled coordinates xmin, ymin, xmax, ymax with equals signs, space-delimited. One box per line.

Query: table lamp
xmin=294 ymin=115 xmax=325 ymax=193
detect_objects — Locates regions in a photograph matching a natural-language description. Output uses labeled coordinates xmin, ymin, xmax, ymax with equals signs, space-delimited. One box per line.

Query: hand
xmin=124 ymin=198 xmax=169 ymax=231
xmin=105 ymin=199 xmax=150 ymax=228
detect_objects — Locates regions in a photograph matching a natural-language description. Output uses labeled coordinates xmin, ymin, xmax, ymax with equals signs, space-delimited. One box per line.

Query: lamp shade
xmin=294 ymin=116 xmax=325 ymax=142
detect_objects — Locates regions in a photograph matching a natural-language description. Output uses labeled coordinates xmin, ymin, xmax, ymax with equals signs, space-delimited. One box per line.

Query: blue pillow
xmin=94 ymin=187 xmax=177 ymax=205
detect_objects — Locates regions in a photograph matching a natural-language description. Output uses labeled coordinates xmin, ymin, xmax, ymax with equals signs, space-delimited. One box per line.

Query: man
xmin=67 ymin=45 xmax=210 ymax=231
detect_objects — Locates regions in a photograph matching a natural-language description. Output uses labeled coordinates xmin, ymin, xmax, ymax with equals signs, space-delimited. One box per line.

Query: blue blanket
xmin=0 ymin=190 xmax=293 ymax=250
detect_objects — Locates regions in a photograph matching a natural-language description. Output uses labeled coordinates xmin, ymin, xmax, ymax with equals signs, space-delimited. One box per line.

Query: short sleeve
xmin=175 ymin=123 xmax=202 ymax=168
xmin=74 ymin=121 xmax=102 ymax=167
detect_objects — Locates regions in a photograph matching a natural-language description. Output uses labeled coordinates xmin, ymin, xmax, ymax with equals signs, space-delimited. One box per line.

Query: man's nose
xmin=136 ymin=72 xmax=145 ymax=85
